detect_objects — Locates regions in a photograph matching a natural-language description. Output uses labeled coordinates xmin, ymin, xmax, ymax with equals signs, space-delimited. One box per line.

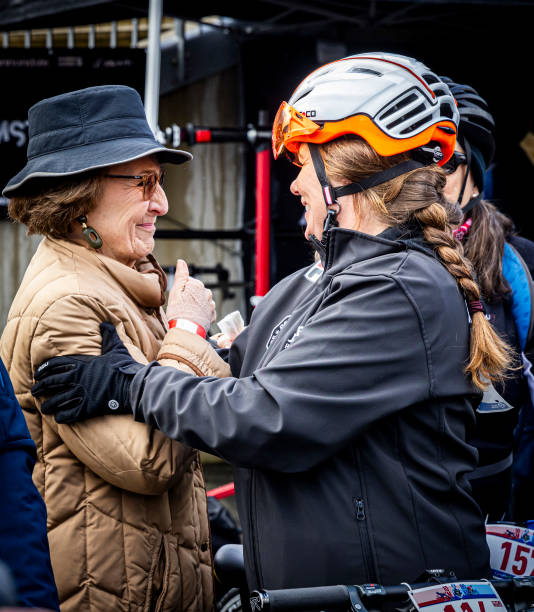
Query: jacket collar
xmin=44 ymin=237 xmax=167 ymax=308
xmin=321 ymin=225 xmax=436 ymax=275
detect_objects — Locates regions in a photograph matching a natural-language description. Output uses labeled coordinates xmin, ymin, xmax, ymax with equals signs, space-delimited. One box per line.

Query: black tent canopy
xmin=1 ymin=0 xmax=533 ymax=31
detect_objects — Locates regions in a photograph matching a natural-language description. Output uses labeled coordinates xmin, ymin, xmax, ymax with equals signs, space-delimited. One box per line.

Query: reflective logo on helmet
xmin=304 ymin=110 xmax=316 ymax=118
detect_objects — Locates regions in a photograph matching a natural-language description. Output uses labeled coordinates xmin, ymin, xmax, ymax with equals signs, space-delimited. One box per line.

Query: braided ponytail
xmin=321 ymin=135 xmax=513 ymax=390
xmin=413 ymin=203 xmax=513 ymax=389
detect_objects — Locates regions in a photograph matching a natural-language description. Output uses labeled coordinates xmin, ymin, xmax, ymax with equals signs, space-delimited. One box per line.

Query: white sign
xmin=486 ymin=523 xmax=534 ymax=578
xmin=408 ymin=581 xmax=504 ymax=612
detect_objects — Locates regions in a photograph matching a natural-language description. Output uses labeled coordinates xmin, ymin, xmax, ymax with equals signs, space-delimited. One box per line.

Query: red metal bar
xmin=207 ymin=482 xmax=235 ymax=499
xmin=195 ymin=129 xmax=212 ymax=143
xmin=255 ymin=148 xmax=271 ymax=296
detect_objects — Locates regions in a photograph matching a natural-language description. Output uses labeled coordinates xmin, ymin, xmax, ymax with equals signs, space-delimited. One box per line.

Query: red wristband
xmin=168 ymin=318 xmax=207 ymax=338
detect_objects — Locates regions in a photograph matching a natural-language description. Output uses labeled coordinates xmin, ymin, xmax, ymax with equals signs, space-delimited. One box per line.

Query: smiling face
xmin=85 ymin=155 xmax=168 ymax=267
xmin=289 ymin=145 xmax=328 ymax=240
xmin=289 ymin=143 xmax=388 ymax=240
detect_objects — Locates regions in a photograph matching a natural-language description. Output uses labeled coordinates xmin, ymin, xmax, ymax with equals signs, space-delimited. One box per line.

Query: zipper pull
xmin=356 ymin=498 xmax=365 ymax=521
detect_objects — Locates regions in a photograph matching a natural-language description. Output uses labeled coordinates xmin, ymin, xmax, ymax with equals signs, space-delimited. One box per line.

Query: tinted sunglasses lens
xmin=443 ymin=160 xmax=457 ymax=175
xmin=443 ymin=153 xmax=466 ymax=175
xmin=284 ymin=149 xmax=302 ymax=167
xmin=142 ymin=171 xmax=164 ymax=199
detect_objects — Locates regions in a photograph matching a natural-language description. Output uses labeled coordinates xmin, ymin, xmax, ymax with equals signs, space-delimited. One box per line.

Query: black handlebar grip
xmin=250 ymin=585 xmax=350 ymax=611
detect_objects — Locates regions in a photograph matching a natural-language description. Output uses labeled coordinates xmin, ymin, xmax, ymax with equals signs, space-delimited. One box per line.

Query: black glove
xmin=31 ymin=322 xmax=143 ymax=424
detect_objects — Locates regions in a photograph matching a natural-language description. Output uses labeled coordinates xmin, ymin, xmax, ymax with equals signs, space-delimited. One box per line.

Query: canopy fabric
xmin=1 ymin=0 xmax=532 ymax=30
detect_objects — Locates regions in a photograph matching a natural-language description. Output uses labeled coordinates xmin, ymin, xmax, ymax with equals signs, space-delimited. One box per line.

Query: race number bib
xmin=408 ymin=581 xmax=504 ymax=612
xmin=486 ymin=524 xmax=534 ymax=578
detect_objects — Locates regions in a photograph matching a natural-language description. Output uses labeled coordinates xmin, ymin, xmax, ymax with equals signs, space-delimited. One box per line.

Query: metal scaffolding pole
xmin=144 ymin=0 xmax=163 ymax=134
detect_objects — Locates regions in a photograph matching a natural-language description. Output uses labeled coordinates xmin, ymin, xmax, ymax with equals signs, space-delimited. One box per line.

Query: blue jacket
xmin=0 ymin=357 xmax=59 ymax=610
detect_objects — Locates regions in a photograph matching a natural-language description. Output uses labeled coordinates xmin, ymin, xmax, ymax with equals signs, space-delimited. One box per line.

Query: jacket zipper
xmin=248 ymin=470 xmax=263 ymax=588
xmin=353 ymin=497 xmax=373 ymax=582
xmin=355 ymin=498 xmax=366 ymax=521
xmin=352 ymin=447 xmax=377 ymax=582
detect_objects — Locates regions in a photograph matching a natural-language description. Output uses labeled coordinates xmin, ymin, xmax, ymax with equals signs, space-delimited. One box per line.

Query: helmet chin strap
xmin=462 ymin=194 xmax=481 ymax=215
xmin=456 ymin=139 xmax=482 ymax=216
xmin=307 ymin=143 xmax=429 ymax=253
xmin=308 ymin=144 xmax=340 ymax=236
xmin=456 ymin=138 xmax=471 ymax=208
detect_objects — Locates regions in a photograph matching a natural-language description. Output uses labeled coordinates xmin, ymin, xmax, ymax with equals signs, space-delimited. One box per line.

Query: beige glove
xmin=166 ymin=259 xmax=216 ymax=332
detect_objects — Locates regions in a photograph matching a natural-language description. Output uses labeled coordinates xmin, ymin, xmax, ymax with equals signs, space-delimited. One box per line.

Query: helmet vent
xmin=422 ymin=73 xmax=440 ymax=85
xmin=433 ymin=87 xmax=449 ymax=98
xmin=293 ymin=87 xmax=313 ymax=104
xmin=439 ymin=102 xmax=454 ymax=120
xmin=313 ymin=66 xmax=335 ymax=78
xmin=347 ymin=67 xmax=382 ymax=76
xmin=399 ymin=115 xmax=430 ymax=134
xmin=389 ymin=103 xmax=426 ymax=130
xmin=379 ymin=93 xmax=418 ymax=120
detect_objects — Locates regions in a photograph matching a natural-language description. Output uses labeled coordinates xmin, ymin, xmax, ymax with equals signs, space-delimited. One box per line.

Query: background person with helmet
xmin=32 ymin=54 xmax=508 ymax=591
xmin=441 ymin=78 xmax=534 ymax=523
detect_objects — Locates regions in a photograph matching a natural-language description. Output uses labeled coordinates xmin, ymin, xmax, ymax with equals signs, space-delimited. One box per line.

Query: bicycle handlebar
xmin=251 ymin=577 xmax=534 ymax=612
xmin=251 ymin=584 xmax=350 ymax=611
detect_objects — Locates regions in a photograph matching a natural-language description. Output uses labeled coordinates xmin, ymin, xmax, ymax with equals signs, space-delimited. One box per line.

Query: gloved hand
xmin=166 ymin=259 xmax=216 ymax=332
xmin=31 ymin=322 xmax=143 ymax=424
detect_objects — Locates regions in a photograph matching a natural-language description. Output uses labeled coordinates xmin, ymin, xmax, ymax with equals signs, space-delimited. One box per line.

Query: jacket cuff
xmin=157 ymin=328 xmax=231 ymax=378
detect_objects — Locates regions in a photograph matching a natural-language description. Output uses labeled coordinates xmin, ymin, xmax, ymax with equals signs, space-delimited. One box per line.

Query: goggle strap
xmin=309 ymin=144 xmax=338 ymax=210
xmin=333 ymin=159 xmax=426 ymax=199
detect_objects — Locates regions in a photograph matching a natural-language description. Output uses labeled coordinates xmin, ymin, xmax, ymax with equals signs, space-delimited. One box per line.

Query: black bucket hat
xmin=3 ymin=84 xmax=192 ymax=197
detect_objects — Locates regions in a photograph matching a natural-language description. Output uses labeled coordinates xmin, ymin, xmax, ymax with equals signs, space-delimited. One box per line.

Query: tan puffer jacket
xmin=0 ymin=236 xmax=230 ymax=612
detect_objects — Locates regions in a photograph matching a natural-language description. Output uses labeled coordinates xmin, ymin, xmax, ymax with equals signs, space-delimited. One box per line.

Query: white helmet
xmin=275 ymin=52 xmax=458 ymax=164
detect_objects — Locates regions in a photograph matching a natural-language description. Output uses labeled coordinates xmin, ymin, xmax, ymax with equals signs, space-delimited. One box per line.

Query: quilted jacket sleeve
xmin=157 ymin=327 xmax=231 ymax=378
xmin=29 ymin=294 xmax=194 ymax=495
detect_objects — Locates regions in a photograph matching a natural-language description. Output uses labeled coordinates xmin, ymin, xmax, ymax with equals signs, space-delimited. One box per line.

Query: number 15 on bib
xmin=486 ymin=524 xmax=534 ymax=578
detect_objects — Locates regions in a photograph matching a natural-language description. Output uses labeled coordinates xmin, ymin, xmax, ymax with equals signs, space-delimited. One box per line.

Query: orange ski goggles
xmin=272 ymin=101 xmax=321 ymax=165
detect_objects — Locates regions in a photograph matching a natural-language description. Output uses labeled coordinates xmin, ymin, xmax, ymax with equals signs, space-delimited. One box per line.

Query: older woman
xmin=0 ymin=85 xmax=228 ymax=612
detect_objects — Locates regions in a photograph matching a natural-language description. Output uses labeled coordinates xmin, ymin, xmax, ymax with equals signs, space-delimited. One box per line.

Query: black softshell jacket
xmin=131 ymin=227 xmax=491 ymax=591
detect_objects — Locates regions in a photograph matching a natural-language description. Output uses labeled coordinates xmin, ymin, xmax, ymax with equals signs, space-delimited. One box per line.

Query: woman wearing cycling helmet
xmin=442 ymin=78 xmax=534 ymax=522
xmin=32 ymin=54 xmax=508 ymax=591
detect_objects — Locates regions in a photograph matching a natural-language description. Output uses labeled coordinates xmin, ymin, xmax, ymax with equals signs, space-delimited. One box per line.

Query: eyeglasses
xmin=442 ymin=151 xmax=467 ymax=175
xmin=104 ymin=169 xmax=166 ymax=200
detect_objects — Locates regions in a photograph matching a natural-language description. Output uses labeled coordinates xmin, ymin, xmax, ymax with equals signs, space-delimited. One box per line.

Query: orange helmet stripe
xmin=283 ymin=114 xmax=457 ymax=166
